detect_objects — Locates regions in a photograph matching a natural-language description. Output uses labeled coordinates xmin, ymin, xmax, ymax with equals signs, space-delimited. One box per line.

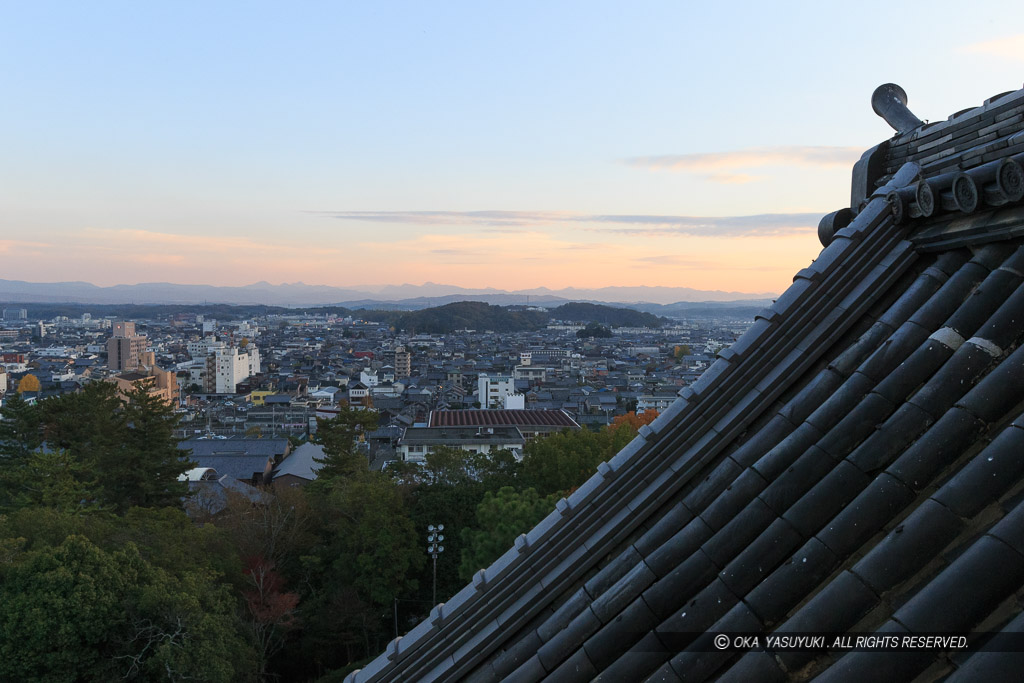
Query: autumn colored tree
xmin=16 ymin=372 xmax=40 ymax=393
xmin=243 ymin=556 xmax=300 ymax=681
xmin=611 ymin=410 xmax=660 ymax=432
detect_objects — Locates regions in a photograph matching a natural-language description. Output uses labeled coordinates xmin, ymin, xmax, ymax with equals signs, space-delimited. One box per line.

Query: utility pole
xmin=427 ymin=524 xmax=445 ymax=606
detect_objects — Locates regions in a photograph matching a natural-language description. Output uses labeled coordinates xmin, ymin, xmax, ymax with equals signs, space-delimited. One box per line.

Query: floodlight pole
xmin=427 ymin=523 xmax=446 ymax=606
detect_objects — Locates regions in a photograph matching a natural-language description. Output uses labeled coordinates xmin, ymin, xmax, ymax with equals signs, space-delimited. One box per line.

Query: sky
xmin=2 ymin=2 xmax=1023 ymax=297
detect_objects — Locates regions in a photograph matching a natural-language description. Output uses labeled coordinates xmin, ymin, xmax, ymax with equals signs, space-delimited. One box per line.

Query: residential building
xmin=394 ymin=346 xmax=412 ymax=379
xmin=428 ymin=408 xmax=579 ymax=440
xmin=106 ymin=321 xmax=148 ymax=371
xmin=397 ymin=425 xmax=525 ymax=461
xmin=200 ymin=341 xmax=261 ymax=394
xmin=478 ymin=373 xmax=515 ymax=408
xmin=109 ymin=351 xmax=180 ymax=404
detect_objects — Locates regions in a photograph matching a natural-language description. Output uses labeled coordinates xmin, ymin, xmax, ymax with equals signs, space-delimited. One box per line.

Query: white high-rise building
xmin=478 ymin=373 xmax=515 ymax=409
xmin=198 ymin=338 xmax=261 ymax=393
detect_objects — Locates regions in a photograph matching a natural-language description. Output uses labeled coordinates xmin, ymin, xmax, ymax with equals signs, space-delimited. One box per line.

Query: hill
xmin=548 ymin=302 xmax=666 ymax=327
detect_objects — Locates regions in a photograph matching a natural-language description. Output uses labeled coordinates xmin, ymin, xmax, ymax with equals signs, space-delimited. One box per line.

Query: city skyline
xmin=2 ymin=2 xmax=1023 ymax=295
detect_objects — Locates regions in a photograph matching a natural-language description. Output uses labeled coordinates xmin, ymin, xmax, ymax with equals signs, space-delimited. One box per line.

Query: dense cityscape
xmin=0 ymin=300 xmax=753 ymax=680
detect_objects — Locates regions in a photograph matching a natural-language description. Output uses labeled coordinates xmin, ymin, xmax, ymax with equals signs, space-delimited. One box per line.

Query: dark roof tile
xmin=644 ymin=517 xmax=714 ymax=578
xmin=817 ymin=472 xmax=916 ymax=557
xmin=815 ymin=392 xmax=895 ymax=459
xmin=716 ymin=650 xmax=786 ymax=683
xmin=681 ymin=456 xmax=742 ymax=513
xmin=886 ymin=406 xmax=986 ymax=491
xmin=582 ymin=598 xmax=659 ymax=671
xmin=590 ymin=561 xmax=656 ymax=624
xmin=956 ymin=343 xmax=1024 ymax=422
xmin=894 ymin=533 xmax=1024 ymax=632
xmin=642 ymin=550 xmax=718 ymax=622
xmin=931 ymin=421 xmax=1024 ymax=517
xmin=783 ymin=459 xmax=871 ymax=538
xmin=536 ymin=606 xmax=600 ymax=672
xmin=536 ymin=588 xmax=589 ymax=643
xmin=701 ymin=497 xmax=776 ymax=567
xmin=757 ymin=445 xmax=835 ymax=515
xmin=751 ymin=422 xmax=824 ymax=481
xmin=813 ymin=622 xmax=930 ymax=683
xmin=725 ymin=415 xmax=793 ymax=469
xmin=944 ymin=611 xmax=1024 ymax=682
xmin=745 ymin=537 xmax=840 ymax=626
xmin=983 ymin=494 xmax=1024 ymax=559
xmin=699 ymin=468 xmax=768 ymax=532
xmin=718 ymin=517 xmax=803 ymax=596
xmin=632 ymin=502 xmax=694 ymax=557
xmin=663 ymin=602 xmax=764 ymax=682
xmin=852 ymin=498 xmax=964 ymax=594
xmin=846 ymin=401 xmax=934 ymax=473
xmin=803 ymin=371 xmax=874 ymax=432
xmin=654 ymin=578 xmax=738 ymax=651
xmin=772 ymin=571 xmax=878 ymax=671
xmin=486 ymin=629 xmax=540 ymax=679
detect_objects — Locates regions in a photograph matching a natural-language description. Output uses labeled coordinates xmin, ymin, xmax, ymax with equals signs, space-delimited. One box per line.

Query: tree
xmin=0 ymin=392 xmax=42 ymax=509
xmin=611 ymin=410 xmax=659 ymax=432
xmin=6 ymin=449 xmax=98 ymax=514
xmin=674 ymin=344 xmax=692 ymax=359
xmin=577 ymin=322 xmax=613 ymax=338
xmin=390 ymin=447 xmax=520 ymax=607
xmin=458 ymin=487 xmax=557 ymax=581
xmin=299 ymin=473 xmax=423 ymax=670
xmin=118 ymin=385 xmax=193 ymax=510
xmin=35 ymin=382 xmax=193 ymax=513
xmin=0 ymin=533 xmax=249 ymax=682
xmin=16 ymin=373 xmax=40 ymax=393
xmin=242 ymin=556 xmax=299 ymax=682
xmin=312 ymin=407 xmax=379 ymax=479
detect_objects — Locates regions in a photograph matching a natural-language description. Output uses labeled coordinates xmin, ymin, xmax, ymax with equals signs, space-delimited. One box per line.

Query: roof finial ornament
xmin=872 ymin=83 xmax=924 ymax=134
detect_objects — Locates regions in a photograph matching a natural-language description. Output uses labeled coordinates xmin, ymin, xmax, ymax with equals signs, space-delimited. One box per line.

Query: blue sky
xmin=2 ymin=1 xmax=1022 ymax=294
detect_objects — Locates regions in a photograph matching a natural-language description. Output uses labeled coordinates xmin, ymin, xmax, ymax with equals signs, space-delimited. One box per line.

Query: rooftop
xmin=429 ymin=409 xmax=580 ymax=429
xmin=347 ymin=84 xmax=1024 ymax=682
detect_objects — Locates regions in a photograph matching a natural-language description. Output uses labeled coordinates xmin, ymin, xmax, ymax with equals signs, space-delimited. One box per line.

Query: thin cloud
xmin=313 ymin=210 xmax=573 ymax=227
xmin=432 ymin=248 xmax=482 ymax=257
xmin=323 ymin=210 xmax=823 ymax=238
xmin=623 ymin=146 xmax=863 ymax=174
xmin=959 ymin=34 xmax=1024 ymax=61
xmin=633 ymin=255 xmax=719 ymax=268
xmin=585 ymin=212 xmax=821 ymax=237
xmin=704 ymin=173 xmax=759 ymax=184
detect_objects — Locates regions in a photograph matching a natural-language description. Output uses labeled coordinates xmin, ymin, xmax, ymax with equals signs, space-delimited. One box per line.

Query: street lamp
xmin=427 ymin=524 xmax=445 ymax=606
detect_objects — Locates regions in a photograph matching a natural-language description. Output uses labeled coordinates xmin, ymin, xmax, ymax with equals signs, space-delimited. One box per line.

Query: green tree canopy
xmin=312 ymin=406 xmax=379 ymax=479
xmin=31 ymin=382 xmax=193 ymax=513
xmin=458 ymin=487 xmax=557 ymax=581
xmin=0 ymin=531 xmax=249 ymax=682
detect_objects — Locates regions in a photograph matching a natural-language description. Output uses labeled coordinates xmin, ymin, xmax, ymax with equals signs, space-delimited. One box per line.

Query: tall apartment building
xmin=394 ymin=346 xmax=412 ymax=379
xmin=110 ymin=350 xmax=180 ymax=405
xmin=478 ymin=373 xmax=515 ymax=409
xmin=203 ymin=342 xmax=261 ymax=393
xmin=106 ymin=321 xmax=149 ymax=371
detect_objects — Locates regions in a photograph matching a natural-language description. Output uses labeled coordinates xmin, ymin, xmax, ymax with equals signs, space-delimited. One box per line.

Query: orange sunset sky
xmin=3 ymin=3 xmax=1023 ymax=298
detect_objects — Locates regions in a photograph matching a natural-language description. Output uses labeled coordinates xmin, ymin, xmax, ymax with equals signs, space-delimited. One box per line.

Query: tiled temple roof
xmin=349 ymin=84 xmax=1024 ymax=682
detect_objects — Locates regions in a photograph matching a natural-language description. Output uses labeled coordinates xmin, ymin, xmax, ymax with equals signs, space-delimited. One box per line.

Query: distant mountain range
xmin=0 ymin=279 xmax=775 ymax=308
